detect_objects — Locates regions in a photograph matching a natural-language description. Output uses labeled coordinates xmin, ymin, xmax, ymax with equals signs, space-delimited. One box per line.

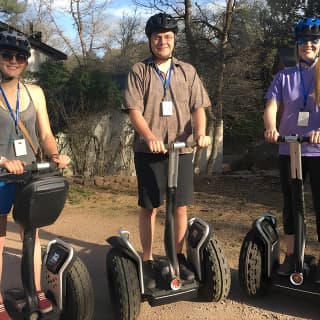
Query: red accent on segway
xmin=290 ymin=272 xmax=304 ymax=286
xmin=170 ymin=278 xmax=181 ymax=290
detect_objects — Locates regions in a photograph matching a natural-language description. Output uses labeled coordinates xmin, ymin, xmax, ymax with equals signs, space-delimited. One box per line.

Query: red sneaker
xmin=37 ymin=291 xmax=53 ymax=314
xmin=0 ymin=304 xmax=10 ymax=320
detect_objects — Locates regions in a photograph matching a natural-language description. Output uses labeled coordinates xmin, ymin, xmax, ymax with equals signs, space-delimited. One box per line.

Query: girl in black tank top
xmin=0 ymin=30 xmax=70 ymax=318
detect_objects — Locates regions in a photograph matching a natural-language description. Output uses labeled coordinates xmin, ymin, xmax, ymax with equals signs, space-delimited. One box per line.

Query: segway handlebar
xmin=277 ymin=135 xmax=310 ymax=143
xmin=164 ymin=141 xmax=198 ymax=151
xmin=0 ymin=162 xmax=59 ymax=183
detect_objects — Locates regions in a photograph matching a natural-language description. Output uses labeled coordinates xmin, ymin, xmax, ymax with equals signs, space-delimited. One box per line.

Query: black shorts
xmin=134 ymin=152 xmax=194 ymax=209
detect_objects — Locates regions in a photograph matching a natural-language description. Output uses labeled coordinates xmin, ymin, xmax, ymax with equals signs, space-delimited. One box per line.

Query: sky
xmin=26 ymin=0 xmax=225 ymax=54
xmin=50 ymin=0 xmax=221 ymax=19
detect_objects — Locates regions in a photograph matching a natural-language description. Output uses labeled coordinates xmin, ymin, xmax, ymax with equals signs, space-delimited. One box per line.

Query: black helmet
xmin=294 ymin=17 xmax=320 ymax=39
xmin=0 ymin=29 xmax=31 ymax=57
xmin=145 ymin=13 xmax=178 ymax=38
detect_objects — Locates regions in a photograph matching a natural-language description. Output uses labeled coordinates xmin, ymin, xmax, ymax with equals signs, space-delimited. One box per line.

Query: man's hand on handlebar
xmin=147 ymin=139 xmax=167 ymax=154
xmin=264 ymin=128 xmax=279 ymax=143
xmin=196 ymin=135 xmax=211 ymax=148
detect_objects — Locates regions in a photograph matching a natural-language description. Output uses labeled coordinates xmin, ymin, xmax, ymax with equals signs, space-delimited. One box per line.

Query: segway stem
xmin=165 ymin=146 xmax=180 ymax=279
xmin=288 ymin=140 xmax=306 ymax=279
xmin=21 ymin=227 xmax=39 ymax=317
xmin=165 ymin=187 xmax=179 ymax=278
xmin=164 ymin=143 xmax=185 ymax=279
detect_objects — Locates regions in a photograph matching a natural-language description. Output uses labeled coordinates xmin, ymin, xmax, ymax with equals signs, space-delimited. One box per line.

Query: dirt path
xmin=3 ymin=174 xmax=320 ymax=319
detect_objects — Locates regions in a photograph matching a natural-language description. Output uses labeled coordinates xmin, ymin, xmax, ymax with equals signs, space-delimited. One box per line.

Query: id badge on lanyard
xmin=161 ymin=100 xmax=173 ymax=116
xmin=155 ymin=62 xmax=174 ymax=116
xmin=298 ymin=66 xmax=311 ymax=127
xmin=298 ymin=111 xmax=309 ymax=126
xmin=14 ymin=138 xmax=27 ymax=156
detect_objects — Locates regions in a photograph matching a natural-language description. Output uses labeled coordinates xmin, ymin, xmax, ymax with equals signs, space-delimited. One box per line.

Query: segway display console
xmin=106 ymin=142 xmax=231 ymax=320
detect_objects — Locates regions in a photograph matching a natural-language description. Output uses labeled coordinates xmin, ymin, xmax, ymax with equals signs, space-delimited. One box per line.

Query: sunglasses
xmin=297 ymin=37 xmax=320 ymax=45
xmin=0 ymin=51 xmax=28 ymax=63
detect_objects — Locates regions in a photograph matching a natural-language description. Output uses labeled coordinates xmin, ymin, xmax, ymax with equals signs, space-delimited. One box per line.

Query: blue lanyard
xmin=0 ymin=82 xmax=20 ymax=133
xmin=298 ymin=64 xmax=313 ymax=110
xmin=154 ymin=62 xmax=173 ymax=98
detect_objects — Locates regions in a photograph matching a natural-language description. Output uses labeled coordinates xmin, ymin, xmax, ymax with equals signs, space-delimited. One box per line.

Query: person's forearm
xmin=40 ymin=135 xmax=59 ymax=158
xmin=264 ymin=99 xmax=278 ymax=130
xmin=192 ymin=107 xmax=207 ymax=138
xmin=129 ymin=109 xmax=157 ymax=142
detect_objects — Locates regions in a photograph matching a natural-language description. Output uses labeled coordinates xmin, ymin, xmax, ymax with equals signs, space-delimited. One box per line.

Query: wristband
xmin=50 ymin=153 xmax=59 ymax=159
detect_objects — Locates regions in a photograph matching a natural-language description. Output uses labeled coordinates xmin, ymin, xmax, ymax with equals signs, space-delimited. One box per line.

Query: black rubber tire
xmin=106 ymin=248 xmax=141 ymax=320
xmin=198 ymin=235 xmax=231 ymax=302
xmin=60 ymin=257 xmax=95 ymax=320
xmin=238 ymin=230 xmax=269 ymax=297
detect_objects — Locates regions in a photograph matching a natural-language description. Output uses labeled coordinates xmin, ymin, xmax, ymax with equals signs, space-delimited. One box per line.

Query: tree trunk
xmin=206 ymin=119 xmax=223 ymax=175
xmin=184 ymin=0 xmax=199 ymax=63
xmin=206 ymin=0 xmax=235 ymax=176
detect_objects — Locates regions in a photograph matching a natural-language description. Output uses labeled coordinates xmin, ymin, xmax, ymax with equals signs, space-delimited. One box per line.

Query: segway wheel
xmin=238 ymin=230 xmax=269 ymax=297
xmin=106 ymin=248 xmax=141 ymax=320
xmin=60 ymin=257 xmax=95 ymax=320
xmin=198 ymin=235 xmax=231 ymax=302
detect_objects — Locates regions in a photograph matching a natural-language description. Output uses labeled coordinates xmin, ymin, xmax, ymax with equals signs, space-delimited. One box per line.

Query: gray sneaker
xmin=143 ymin=260 xmax=156 ymax=289
xmin=177 ymin=253 xmax=195 ymax=281
xmin=277 ymin=255 xmax=295 ymax=276
xmin=315 ymin=264 xmax=320 ymax=284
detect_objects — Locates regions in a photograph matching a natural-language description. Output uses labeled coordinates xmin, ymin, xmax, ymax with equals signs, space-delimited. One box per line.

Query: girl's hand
xmin=50 ymin=154 xmax=71 ymax=169
xmin=264 ymin=128 xmax=279 ymax=143
xmin=1 ymin=159 xmax=26 ymax=174
xmin=309 ymin=129 xmax=320 ymax=144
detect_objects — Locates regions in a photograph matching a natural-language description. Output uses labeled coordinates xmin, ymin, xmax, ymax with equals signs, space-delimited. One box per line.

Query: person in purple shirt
xmin=264 ymin=17 xmax=320 ymax=279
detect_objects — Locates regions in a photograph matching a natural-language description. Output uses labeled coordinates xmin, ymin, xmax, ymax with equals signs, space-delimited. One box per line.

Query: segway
xmin=106 ymin=141 xmax=231 ymax=320
xmin=0 ymin=162 xmax=94 ymax=320
xmin=238 ymin=135 xmax=320 ymax=298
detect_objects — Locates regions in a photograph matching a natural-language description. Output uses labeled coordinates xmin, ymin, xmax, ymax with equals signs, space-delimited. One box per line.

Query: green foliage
xmin=37 ymin=60 xmax=69 ymax=92
xmin=86 ymin=70 xmax=123 ymax=109
xmin=68 ymin=185 xmax=95 ymax=205
xmin=303 ymin=0 xmax=320 ymax=16
xmin=36 ymin=61 xmax=70 ymax=131
xmin=263 ymin=0 xmax=303 ymax=48
xmin=0 ymin=0 xmax=26 ymax=16
xmin=64 ymin=67 xmax=123 ymax=114
xmin=224 ymin=110 xmax=265 ymax=153
xmin=37 ymin=61 xmax=123 ymax=131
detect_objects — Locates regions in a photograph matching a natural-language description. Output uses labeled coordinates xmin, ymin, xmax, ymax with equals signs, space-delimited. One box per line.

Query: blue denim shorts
xmin=0 ymin=182 xmax=17 ymax=214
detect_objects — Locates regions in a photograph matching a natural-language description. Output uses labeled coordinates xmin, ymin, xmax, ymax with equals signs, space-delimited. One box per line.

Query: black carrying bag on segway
xmin=13 ymin=174 xmax=69 ymax=229
xmin=3 ymin=164 xmax=95 ymax=320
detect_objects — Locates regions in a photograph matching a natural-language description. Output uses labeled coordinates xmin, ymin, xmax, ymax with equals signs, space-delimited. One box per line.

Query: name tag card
xmin=297 ymin=111 xmax=309 ymax=127
xmin=161 ymin=101 xmax=173 ymax=116
xmin=14 ymin=139 xmax=27 ymax=156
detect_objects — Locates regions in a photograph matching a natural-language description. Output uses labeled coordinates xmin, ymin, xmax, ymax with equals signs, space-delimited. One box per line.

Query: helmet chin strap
xmin=299 ymin=52 xmax=320 ymax=66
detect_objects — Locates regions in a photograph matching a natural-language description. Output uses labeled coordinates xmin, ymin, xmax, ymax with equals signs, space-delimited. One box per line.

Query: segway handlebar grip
xmin=164 ymin=141 xmax=197 ymax=151
xmin=277 ymin=135 xmax=310 ymax=143
xmin=0 ymin=162 xmax=59 ymax=182
xmin=24 ymin=161 xmax=58 ymax=173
